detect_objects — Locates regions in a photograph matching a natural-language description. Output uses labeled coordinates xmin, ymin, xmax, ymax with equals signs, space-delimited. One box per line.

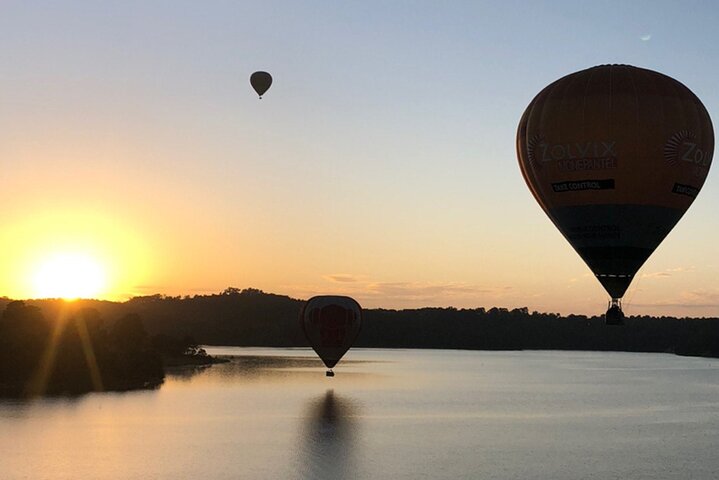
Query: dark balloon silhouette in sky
xmin=517 ymin=64 xmax=714 ymax=325
xmin=300 ymin=296 xmax=362 ymax=376
xmin=250 ymin=71 xmax=272 ymax=98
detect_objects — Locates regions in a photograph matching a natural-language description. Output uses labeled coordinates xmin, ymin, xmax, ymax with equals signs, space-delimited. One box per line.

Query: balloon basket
xmin=605 ymin=298 xmax=625 ymax=326
xmin=326 ymin=370 xmax=335 ymax=377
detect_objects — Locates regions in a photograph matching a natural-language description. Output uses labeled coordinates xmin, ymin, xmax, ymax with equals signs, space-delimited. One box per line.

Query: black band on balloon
xmin=551 ymin=179 xmax=615 ymax=193
xmin=672 ymin=183 xmax=699 ymax=198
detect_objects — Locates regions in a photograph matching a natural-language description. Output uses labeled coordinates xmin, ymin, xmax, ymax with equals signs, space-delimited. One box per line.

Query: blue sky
xmin=1 ymin=1 xmax=718 ymax=316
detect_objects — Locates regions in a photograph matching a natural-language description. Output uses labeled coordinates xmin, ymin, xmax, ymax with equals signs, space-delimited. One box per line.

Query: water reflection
xmin=164 ymin=364 xmax=214 ymax=382
xmin=166 ymin=355 xmax=323 ymax=382
xmin=166 ymin=355 xmax=382 ymax=384
xmin=0 ymin=384 xmax=160 ymax=419
xmin=299 ymin=390 xmax=359 ymax=480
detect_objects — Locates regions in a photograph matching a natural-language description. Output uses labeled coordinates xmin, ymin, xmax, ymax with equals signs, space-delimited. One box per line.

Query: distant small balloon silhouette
xmin=250 ymin=71 xmax=272 ymax=99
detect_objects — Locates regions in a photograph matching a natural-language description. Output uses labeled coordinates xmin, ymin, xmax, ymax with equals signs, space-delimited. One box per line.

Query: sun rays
xmin=26 ymin=305 xmax=104 ymax=396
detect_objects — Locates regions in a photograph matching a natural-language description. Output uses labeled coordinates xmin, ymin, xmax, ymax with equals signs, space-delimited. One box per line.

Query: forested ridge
xmin=4 ymin=287 xmax=719 ymax=358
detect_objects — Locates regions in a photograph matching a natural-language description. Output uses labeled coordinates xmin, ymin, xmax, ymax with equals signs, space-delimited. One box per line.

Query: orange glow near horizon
xmin=0 ymin=210 xmax=154 ymax=301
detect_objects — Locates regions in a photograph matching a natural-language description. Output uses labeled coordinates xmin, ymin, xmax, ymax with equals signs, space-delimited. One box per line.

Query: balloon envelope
xmin=517 ymin=64 xmax=713 ymax=299
xmin=300 ymin=296 xmax=362 ymax=369
xmin=250 ymin=71 xmax=272 ymax=98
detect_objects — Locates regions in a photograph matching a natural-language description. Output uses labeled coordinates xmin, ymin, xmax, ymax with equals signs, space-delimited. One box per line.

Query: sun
xmin=32 ymin=252 xmax=108 ymax=300
xmin=0 ymin=210 xmax=155 ymax=301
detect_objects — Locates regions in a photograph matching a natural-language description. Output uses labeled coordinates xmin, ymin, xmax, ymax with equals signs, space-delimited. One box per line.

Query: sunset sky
xmin=1 ymin=1 xmax=718 ymax=316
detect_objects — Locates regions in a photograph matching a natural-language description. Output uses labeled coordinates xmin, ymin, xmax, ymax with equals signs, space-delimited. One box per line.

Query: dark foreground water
xmin=1 ymin=348 xmax=719 ymax=479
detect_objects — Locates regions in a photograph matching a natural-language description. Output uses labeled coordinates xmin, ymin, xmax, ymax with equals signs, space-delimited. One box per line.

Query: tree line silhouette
xmin=2 ymin=287 xmax=718 ymax=375
xmin=0 ymin=300 xmax=214 ymax=396
xmin=120 ymin=288 xmax=719 ymax=357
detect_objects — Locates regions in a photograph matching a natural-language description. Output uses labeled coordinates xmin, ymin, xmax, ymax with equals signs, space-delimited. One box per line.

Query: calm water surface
xmin=1 ymin=348 xmax=719 ymax=479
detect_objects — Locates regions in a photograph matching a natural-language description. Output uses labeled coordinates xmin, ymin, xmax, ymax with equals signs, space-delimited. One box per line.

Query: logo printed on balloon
xmin=528 ymin=136 xmax=618 ymax=171
xmin=526 ymin=134 xmax=546 ymax=168
xmin=664 ymin=130 xmax=712 ymax=170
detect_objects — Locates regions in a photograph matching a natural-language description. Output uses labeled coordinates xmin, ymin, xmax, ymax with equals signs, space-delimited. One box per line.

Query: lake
xmin=1 ymin=348 xmax=719 ymax=479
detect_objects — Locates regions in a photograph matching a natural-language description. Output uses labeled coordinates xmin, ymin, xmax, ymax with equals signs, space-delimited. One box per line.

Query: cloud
xmin=365 ymin=281 xmax=509 ymax=300
xmin=324 ymin=274 xmax=360 ymax=283
xmin=632 ymin=289 xmax=719 ymax=309
xmin=632 ymin=302 xmax=719 ymax=309
xmin=286 ymin=276 xmax=514 ymax=308
xmin=323 ymin=275 xmax=512 ymax=298
xmin=642 ymin=266 xmax=695 ymax=279
xmin=568 ymin=272 xmax=594 ymax=284
xmin=640 ymin=34 xmax=652 ymax=41
xmin=131 ymin=285 xmax=169 ymax=294
xmin=679 ymin=289 xmax=719 ymax=305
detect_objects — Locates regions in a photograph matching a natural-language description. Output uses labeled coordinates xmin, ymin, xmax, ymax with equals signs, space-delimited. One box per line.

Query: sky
xmin=1 ymin=0 xmax=718 ymax=317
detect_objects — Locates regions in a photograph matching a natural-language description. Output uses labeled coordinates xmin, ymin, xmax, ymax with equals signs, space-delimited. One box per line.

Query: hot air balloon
xmin=517 ymin=64 xmax=713 ymax=325
xmin=300 ymin=296 xmax=362 ymax=376
xmin=250 ymin=71 xmax=272 ymax=98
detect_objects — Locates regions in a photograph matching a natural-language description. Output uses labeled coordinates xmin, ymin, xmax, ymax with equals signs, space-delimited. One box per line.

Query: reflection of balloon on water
xmin=300 ymin=296 xmax=362 ymax=376
xmin=250 ymin=71 xmax=272 ymax=98
xmin=517 ymin=64 xmax=714 ymax=325
xmin=299 ymin=390 xmax=357 ymax=480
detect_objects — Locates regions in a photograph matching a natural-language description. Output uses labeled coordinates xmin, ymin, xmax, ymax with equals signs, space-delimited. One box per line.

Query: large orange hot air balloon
xmin=300 ymin=296 xmax=362 ymax=376
xmin=517 ymin=64 xmax=713 ymax=324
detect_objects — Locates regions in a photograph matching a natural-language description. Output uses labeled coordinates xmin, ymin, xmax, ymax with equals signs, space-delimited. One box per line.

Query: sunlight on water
xmin=1 ymin=349 xmax=719 ymax=479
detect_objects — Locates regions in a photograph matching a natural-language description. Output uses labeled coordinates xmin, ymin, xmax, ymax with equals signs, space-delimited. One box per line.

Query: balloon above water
xmin=300 ymin=296 xmax=362 ymax=376
xmin=250 ymin=71 xmax=272 ymax=98
xmin=516 ymin=64 xmax=713 ymax=323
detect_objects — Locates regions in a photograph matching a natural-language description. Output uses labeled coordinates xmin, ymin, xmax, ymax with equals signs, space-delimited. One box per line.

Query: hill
xmin=4 ymin=287 xmax=718 ymax=358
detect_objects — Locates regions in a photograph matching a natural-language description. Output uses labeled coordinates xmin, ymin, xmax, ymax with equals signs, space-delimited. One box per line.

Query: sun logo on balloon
xmin=663 ymin=130 xmax=694 ymax=166
xmin=526 ymin=134 xmax=546 ymax=169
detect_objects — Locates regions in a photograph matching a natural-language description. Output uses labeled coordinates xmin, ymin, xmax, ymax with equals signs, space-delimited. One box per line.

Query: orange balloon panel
xmin=300 ymin=296 xmax=362 ymax=369
xmin=517 ymin=65 xmax=714 ymax=298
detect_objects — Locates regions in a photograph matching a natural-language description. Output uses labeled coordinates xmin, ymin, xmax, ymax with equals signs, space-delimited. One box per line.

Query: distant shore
xmin=162 ymin=353 xmax=230 ymax=367
xmin=1 ymin=289 xmax=718 ymax=398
